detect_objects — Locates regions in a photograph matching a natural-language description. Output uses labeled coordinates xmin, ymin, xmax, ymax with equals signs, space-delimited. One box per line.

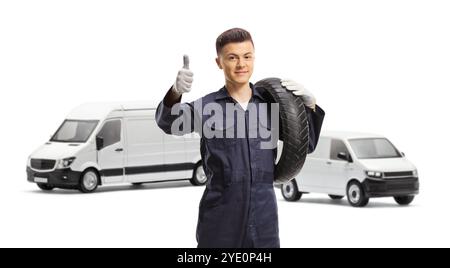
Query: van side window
xmin=330 ymin=139 xmax=349 ymax=160
xmin=98 ymin=120 xmax=121 ymax=148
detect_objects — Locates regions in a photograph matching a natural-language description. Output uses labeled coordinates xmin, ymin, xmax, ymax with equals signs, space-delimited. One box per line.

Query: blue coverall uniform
xmin=156 ymin=83 xmax=325 ymax=248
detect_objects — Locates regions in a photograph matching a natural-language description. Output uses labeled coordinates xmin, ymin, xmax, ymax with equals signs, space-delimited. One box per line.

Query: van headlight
xmin=412 ymin=169 xmax=418 ymax=177
xmin=57 ymin=157 xmax=76 ymax=169
xmin=27 ymin=156 xmax=31 ymax=167
xmin=366 ymin=170 xmax=383 ymax=178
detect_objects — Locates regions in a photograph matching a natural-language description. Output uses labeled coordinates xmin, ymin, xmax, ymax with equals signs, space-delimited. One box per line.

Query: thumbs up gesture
xmin=172 ymin=55 xmax=194 ymax=95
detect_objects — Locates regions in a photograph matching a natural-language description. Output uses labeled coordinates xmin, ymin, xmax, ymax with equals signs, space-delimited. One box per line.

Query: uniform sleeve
xmin=155 ymin=88 xmax=197 ymax=136
xmin=305 ymin=105 xmax=325 ymax=153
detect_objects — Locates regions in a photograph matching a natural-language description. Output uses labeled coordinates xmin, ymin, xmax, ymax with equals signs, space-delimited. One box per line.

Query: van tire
xmin=190 ymin=163 xmax=207 ymax=186
xmin=255 ymin=78 xmax=309 ymax=183
xmin=79 ymin=169 xmax=99 ymax=193
xmin=329 ymin=195 xmax=344 ymax=200
xmin=394 ymin=195 xmax=415 ymax=205
xmin=37 ymin=183 xmax=54 ymax=191
xmin=347 ymin=181 xmax=369 ymax=207
xmin=281 ymin=180 xmax=302 ymax=201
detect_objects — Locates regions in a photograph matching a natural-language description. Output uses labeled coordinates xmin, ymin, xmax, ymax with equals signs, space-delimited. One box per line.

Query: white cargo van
xmin=281 ymin=131 xmax=419 ymax=207
xmin=27 ymin=102 xmax=204 ymax=193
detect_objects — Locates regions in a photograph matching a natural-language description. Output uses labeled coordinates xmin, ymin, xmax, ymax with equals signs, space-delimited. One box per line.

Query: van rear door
xmin=163 ymin=133 xmax=191 ymax=180
xmin=124 ymin=116 xmax=165 ymax=183
xmin=300 ymin=137 xmax=330 ymax=191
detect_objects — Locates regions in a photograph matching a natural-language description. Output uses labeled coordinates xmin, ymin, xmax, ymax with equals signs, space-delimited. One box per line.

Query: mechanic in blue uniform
xmin=156 ymin=28 xmax=325 ymax=248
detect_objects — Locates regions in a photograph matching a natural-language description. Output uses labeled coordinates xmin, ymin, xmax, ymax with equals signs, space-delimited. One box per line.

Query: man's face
xmin=216 ymin=41 xmax=255 ymax=86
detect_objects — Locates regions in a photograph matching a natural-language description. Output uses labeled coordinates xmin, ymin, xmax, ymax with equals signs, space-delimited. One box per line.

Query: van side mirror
xmin=337 ymin=152 xmax=352 ymax=162
xmin=96 ymin=136 xmax=104 ymax=151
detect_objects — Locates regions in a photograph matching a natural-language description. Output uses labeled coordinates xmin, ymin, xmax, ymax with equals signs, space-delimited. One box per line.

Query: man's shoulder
xmin=194 ymin=87 xmax=225 ymax=104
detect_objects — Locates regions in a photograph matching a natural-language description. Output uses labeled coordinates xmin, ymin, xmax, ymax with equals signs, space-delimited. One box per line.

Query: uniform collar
xmin=215 ymin=82 xmax=265 ymax=102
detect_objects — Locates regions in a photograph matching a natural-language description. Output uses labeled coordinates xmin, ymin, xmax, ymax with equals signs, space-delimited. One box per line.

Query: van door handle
xmin=326 ymin=161 xmax=332 ymax=165
xmin=115 ymin=148 xmax=123 ymax=152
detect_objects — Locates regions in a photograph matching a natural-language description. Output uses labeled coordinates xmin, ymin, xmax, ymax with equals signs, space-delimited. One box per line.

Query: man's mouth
xmin=235 ymin=71 xmax=248 ymax=75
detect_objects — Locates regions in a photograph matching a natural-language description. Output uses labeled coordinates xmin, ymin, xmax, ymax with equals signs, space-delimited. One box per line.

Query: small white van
xmin=27 ymin=102 xmax=205 ymax=193
xmin=281 ymin=131 xmax=419 ymax=207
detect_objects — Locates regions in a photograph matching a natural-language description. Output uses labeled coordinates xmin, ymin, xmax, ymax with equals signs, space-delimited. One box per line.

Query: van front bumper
xmin=362 ymin=177 xmax=419 ymax=197
xmin=27 ymin=167 xmax=81 ymax=189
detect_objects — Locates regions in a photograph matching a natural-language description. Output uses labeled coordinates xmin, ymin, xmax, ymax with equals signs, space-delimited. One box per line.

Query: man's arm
xmin=155 ymin=55 xmax=196 ymax=135
xmin=163 ymin=85 xmax=183 ymax=108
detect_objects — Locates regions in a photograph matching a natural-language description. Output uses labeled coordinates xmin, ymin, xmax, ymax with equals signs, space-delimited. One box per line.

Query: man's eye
xmin=228 ymin=56 xmax=237 ymax=61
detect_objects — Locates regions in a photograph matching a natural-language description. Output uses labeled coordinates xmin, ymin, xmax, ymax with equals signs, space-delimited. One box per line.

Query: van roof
xmin=321 ymin=131 xmax=385 ymax=140
xmin=66 ymin=101 xmax=157 ymax=120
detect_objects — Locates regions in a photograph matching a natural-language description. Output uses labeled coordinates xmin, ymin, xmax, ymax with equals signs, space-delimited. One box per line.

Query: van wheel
xmin=37 ymin=183 xmax=54 ymax=191
xmin=132 ymin=183 xmax=143 ymax=186
xmin=329 ymin=195 xmax=344 ymax=200
xmin=190 ymin=164 xmax=207 ymax=186
xmin=281 ymin=180 xmax=302 ymax=201
xmin=79 ymin=169 xmax=99 ymax=193
xmin=255 ymin=78 xmax=310 ymax=184
xmin=394 ymin=195 xmax=415 ymax=205
xmin=347 ymin=181 xmax=369 ymax=207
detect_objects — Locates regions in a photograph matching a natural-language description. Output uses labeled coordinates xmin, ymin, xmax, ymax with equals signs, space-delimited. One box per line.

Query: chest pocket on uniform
xmin=204 ymin=120 xmax=237 ymax=148
xmin=203 ymin=120 xmax=238 ymax=179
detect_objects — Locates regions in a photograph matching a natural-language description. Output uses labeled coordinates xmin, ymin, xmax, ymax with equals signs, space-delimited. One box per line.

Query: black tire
xmin=190 ymin=163 xmax=207 ymax=186
xmin=347 ymin=181 xmax=369 ymax=207
xmin=281 ymin=180 xmax=302 ymax=201
xmin=132 ymin=182 xmax=144 ymax=186
xmin=394 ymin=195 xmax=415 ymax=206
xmin=78 ymin=169 xmax=99 ymax=193
xmin=37 ymin=183 xmax=54 ymax=191
xmin=255 ymin=78 xmax=309 ymax=183
xmin=329 ymin=195 xmax=344 ymax=200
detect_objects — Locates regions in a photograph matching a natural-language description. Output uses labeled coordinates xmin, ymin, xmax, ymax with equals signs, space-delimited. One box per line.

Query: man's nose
xmin=236 ymin=57 xmax=245 ymax=68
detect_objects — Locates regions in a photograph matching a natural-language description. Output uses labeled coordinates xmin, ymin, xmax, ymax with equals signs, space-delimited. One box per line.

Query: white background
xmin=1 ymin=0 xmax=449 ymax=247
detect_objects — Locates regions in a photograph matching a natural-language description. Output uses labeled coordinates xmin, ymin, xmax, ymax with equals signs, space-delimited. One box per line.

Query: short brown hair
xmin=216 ymin=28 xmax=254 ymax=55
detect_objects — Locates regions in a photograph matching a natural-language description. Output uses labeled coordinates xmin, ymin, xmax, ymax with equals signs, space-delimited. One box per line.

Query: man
xmin=156 ymin=28 xmax=325 ymax=248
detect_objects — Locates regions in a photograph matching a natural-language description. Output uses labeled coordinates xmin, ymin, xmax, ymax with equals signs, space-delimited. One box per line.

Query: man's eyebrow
xmin=225 ymin=52 xmax=253 ymax=57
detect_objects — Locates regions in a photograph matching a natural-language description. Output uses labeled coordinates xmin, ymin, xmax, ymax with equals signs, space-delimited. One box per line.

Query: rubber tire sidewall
xmin=281 ymin=180 xmax=302 ymax=201
xmin=394 ymin=195 xmax=415 ymax=205
xmin=37 ymin=183 xmax=54 ymax=191
xmin=347 ymin=181 xmax=369 ymax=207
xmin=190 ymin=163 xmax=207 ymax=186
xmin=255 ymin=78 xmax=310 ymax=184
xmin=79 ymin=169 xmax=99 ymax=193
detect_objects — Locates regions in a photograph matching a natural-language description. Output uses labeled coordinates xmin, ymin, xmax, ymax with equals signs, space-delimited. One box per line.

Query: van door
xmin=97 ymin=119 xmax=125 ymax=184
xmin=124 ymin=116 xmax=165 ymax=183
xmin=298 ymin=137 xmax=330 ymax=191
xmin=164 ymin=133 xmax=190 ymax=180
xmin=183 ymin=133 xmax=200 ymax=168
xmin=325 ymin=139 xmax=352 ymax=194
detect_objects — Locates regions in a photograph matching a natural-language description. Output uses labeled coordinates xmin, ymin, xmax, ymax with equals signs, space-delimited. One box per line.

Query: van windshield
xmin=348 ymin=138 xmax=402 ymax=159
xmin=50 ymin=120 xmax=99 ymax=143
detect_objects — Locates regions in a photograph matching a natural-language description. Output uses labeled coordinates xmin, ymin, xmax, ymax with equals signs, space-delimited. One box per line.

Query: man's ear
xmin=215 ymin=57 xmax=223 ymax=70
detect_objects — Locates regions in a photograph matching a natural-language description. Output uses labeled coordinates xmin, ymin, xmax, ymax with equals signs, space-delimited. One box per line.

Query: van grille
xmin=383 ymin=171 xmax=414 ymax=178
xmin=365 ymin=178 xmax=419 ymax=193
xmin=31 ymin=159 xmax=56 ymax=170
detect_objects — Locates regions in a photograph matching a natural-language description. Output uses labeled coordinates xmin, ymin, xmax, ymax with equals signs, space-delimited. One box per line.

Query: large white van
xmin=281 ymin=131 xmax=419 ymax=207
xmin=27 ymin=102 xmax=204 ymax=193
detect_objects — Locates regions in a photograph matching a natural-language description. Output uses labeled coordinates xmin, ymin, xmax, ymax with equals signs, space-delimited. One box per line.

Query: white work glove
xmin=281 ymin=79 xmax=316 ymax=110
xmin=172 ymin=55 xmax=194 ymax=95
